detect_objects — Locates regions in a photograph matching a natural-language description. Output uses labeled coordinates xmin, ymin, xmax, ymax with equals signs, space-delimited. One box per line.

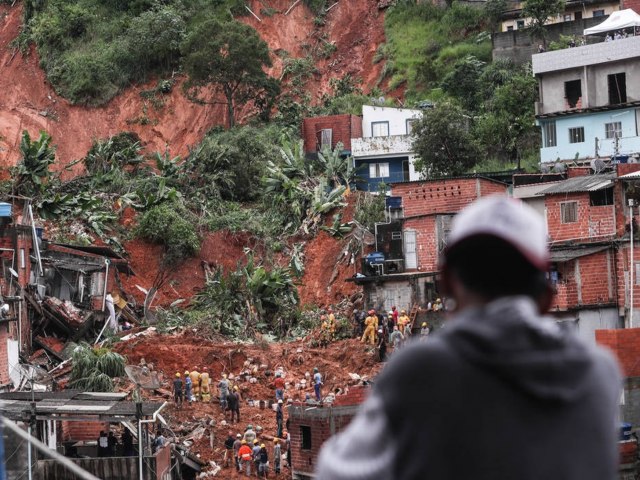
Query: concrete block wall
xmin=545 ymin=192 xmax=616 ymax=242
xmin=301 ymin=114 xmax=362 ymax=154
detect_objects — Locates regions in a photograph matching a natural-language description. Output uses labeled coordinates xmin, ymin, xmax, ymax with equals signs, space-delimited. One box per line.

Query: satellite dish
xmin=553 ymin=162 xmax=567 ymax=173
xmin=125 ymin=365 xmax=161 ymax=403
xmin=540 ymin=164 xmax=551 ymax=173
xmin=10 ymin=363 xmax=54 ymax=393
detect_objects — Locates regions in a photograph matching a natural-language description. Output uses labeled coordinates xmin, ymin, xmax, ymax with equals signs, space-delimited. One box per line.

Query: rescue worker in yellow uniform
xmin=398 ymin=309 xmax=410 ymax=335
xmin=200 ymin=366 xmax=212 ymax=402
xmin=360 ymin=310 xmax=377 ymax=345
xmin=189 ymin=368 xmax=201 ymax=401
xmin=327 ymin=307 xmax=337 ymax=339
xmin=319 ymin=316 xmax=331 ymax=348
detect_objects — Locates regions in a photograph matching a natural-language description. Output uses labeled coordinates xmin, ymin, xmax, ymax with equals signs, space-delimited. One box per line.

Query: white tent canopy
xmin=584 ymin=9 xmax=640 ymax=35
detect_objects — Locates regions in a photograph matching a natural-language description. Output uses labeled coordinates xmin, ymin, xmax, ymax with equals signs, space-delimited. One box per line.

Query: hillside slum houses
xmin=0 ymin=202 xmax=136 ymax=389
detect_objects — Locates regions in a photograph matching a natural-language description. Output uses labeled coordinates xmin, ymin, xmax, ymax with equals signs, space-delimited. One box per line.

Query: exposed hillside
xmin=0 ymin=0 xmax=386 ymax=174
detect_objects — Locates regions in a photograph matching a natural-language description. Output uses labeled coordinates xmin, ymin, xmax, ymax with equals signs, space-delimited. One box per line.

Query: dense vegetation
xmin=3 ymin=0 xmax=547 ymax=338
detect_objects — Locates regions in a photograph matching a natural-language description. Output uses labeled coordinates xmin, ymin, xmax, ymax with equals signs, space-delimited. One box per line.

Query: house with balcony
xmin=499 ymin=0 xmax=620 ymax=32
xmin=351 ymin=105 xmax=422 ymax=192
xmin=533 ymin=32 xmax=640 ymax=164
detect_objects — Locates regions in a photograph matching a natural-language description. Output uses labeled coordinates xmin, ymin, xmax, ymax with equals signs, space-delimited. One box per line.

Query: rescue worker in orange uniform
xmin=200 ymin=366 xmax=211 ymax=402
xmin=360 ymin=310 xmax=377 ymax=345
xmin=189 ymin=368 xmax=201 ymax=401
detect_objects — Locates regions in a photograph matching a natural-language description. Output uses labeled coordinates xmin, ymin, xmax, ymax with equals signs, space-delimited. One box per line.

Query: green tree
xmin=70 ymin=344 xmax=126 ymax=392
xmin=484 ymin=0 xmax=508 ymax=32
xmin=441 ymin=55 xmax=485 ymax=112
xmin=12 ymin=130 xmax=56 ymax=197
xmin=413 ymin=103 xmax=479 ymax=177
xmin=522 ymin=0 xmax=566 ymax=46
xmin=181 ymin=20 xmax=280 ymax=128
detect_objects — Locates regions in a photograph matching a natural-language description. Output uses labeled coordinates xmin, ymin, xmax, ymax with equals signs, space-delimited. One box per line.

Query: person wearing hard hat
xmin=258 ymin=443 xmax=269 ymax=478
xmin=200 ymin=366 xmax=211 ymax=402
xmin=276 ymin=399 xmax=284 ymax=438
xmin=313 ymin=367 xmax=323 ymax=402
xmin=172 ymin=372 xmax=183 ymax=408
xmin=184 ymin=370 xmax=193 ymax=405
xmin=189 ymin=367 xmax=200 ymax=401
xmin=360 ymin=310 xmax=376 ymax=345
xmin=316 ymin=195 xmax=622 ymax=480
xmin=420 ymin=322 xmax=430 ymax=339
xmin=238 ymin=439 xmax=253 ymax=476
xmin=233 ymin=433 xmax=243 ymax=471
xmin=432 ymin=298 xmax=443 ymax=311
xmin=273 ymin=437 xmax=282 ymax=475
xmin=252 ymin=439 xmax=261 ymax=476
xmin=397 ymin=309 xmax=410 ymax=335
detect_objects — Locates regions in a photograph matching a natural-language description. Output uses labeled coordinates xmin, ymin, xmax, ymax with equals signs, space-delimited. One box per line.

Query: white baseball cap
xmin=444 ymin=195 xmax=549 ymax=271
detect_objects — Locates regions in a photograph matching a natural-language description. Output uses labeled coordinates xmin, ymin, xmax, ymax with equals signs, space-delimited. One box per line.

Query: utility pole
xmin=630 ymin=199 xmax=636 ymax=328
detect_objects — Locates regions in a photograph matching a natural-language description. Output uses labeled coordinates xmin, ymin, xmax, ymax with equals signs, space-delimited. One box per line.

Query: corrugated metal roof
xmin=619 ymin=170 xmax=640 ymax=179
xmin=538 ymin=174 xmax=615 ymax=195
xmin=549 ymin=245 xmax=610 ymax=263
xmin=513 ymin=181 xmax=563 ymax=199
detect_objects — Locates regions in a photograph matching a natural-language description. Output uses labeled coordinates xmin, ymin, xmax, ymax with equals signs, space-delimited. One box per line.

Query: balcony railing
xmin=352 ymin=135 xmax=414 ymax=158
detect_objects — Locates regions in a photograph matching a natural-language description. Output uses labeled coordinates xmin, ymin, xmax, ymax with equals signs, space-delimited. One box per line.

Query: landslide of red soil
xmin=113 ymin=331 xmax=383 ymax=472
xmin=0 ymin=1 xmax=389 ymax=175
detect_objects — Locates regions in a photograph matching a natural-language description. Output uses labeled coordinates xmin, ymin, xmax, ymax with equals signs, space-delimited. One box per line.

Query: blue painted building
xmin=351 ymin=106 xmax=422 ymax=191
xmin=533 ymin=34 xmax=640 ymax=164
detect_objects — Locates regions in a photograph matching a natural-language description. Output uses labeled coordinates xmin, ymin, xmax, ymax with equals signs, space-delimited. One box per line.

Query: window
xmin=516 ymin=20 xmax=525 ymax=29
xmin=561 ymin=202 xmax=578 ymax=224
xmin=319 ymin=129 xmax=332 ymax=149
xmin=575 ymin=11 xmax=582 ymax=20
xmin=593 ymin=9 xmax=605 ymax=17
xmin=542 ymin=121 xmax=557 ymax=147
xmin=605 ymin=122 xmax=622 ymax=139
xmin=569 ymin=127 xmax=584 ymax=144
xmin=507 ymin=26 xmax=514 ymax=31
xmin=608 ymin=73 xmax=627 ymax=105
xmin=406 ymin=119 xmax=416 ymax=135
xmin=371 ymin=121 xmax=389 ymax=137
xmin=564 ymin=80 xmax=582 ymax=108
xmin=564 ymin=14 xmax=572 ymax=22
xmin=301 ymin=426 xmax=312 ymax=450
xmin=589 ymin=187 xmax=614 ymax=206
xmin=369 ymin=162 xmax=390 ymax=178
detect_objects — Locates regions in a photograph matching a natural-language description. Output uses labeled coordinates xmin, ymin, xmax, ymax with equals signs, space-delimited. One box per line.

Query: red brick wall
xmin=579 ymin=251 xmax=614 ymax=305
xmin=545 ymin=193 xmax=616 ymax=243
xmin=391 ymin=177 xmax=507 ymax=218
xmin=0 ymin=328 xmax=9 ymax=385
xmin=567 ymin=167 xmax=591 ymax=178
xmin=614 ymin=244 xmax=640 ymax=312
xmin=301 ymin=114 xmax=361 ymax=154
xmin=61 ymin=421 xmax=110 ymax=442
xmin=622 ymin=1 xmax=640 ymax=15
xmin=332 ymin=385 xmax=370 ymax=406
xmin=596 ymin=328 xmax=640 ymax=377
xmin=617 ymin=163 xmax=640 ymax=177
xmin=404 ymin=216 xmax=438 ymax=272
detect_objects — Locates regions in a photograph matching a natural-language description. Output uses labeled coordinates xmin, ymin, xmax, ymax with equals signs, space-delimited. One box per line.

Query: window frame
xmin=560 ymin=201 xmax=578 ymax=224
xmin=593 ymin=9 xmax=605 ymax=17
xmin=608 ymin=73 xmax=627 ymax=105
xmin=568 ymin=126 xmax=585 ymax=144
xmin=371 ymin=121 xmax=390 ymax=137
xmin=406 ymin=119 xmax=416 ymax=135
xmin=542 ymin=121 xmax=557 ymax=147
xmin=319 ymin=128 xmax=333 ymax=149
xmin=369 ymin=162 xmax=390 ymax=179
xmin=605 ymin=122 xmax=622 ymax=140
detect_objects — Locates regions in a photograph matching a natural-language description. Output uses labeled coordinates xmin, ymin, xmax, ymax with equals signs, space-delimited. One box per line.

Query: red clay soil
xmin=113 ymin=331 xmax=383 ymax=474
xmin=0 ymin=1 xmax=391 ymax=175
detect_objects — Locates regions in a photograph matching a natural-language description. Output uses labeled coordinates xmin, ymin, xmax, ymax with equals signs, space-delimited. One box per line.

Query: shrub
xmin=137 ymin=202 xmax=200 ymax=265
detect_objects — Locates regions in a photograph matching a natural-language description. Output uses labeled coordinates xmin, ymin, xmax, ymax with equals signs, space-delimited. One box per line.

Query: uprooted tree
xmin=181 ymin=19 xmax=280 ymax=128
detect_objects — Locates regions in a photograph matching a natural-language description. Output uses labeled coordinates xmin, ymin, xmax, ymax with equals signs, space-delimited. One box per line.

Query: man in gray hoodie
xmin=316 ymin=195 xmax=622 ymax=480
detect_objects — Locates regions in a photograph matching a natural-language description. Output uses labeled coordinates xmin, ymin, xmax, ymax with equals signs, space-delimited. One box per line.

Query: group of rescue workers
xmin=171 ymin=367 xmax=240 ymax=421
xmin=230 ymin=422 xmax=290 ymax=478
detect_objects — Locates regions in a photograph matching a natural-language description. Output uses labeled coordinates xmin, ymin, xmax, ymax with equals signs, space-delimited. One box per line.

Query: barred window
xmin=561 ymin=201 xmax=578 ymax=224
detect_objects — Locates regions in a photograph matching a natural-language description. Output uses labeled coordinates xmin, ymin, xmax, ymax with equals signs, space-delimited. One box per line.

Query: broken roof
xmin=537 ymin=174 xmax=615 ymax=195
xmin=0 ymin=390 xmax=164 ymax=422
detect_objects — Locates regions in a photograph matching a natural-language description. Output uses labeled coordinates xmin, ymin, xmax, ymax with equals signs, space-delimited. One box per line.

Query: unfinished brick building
xmin=301 ymin=114 xmax=362 ymax=158
xmin=288 ymin=385 xmax=370 ymax=480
